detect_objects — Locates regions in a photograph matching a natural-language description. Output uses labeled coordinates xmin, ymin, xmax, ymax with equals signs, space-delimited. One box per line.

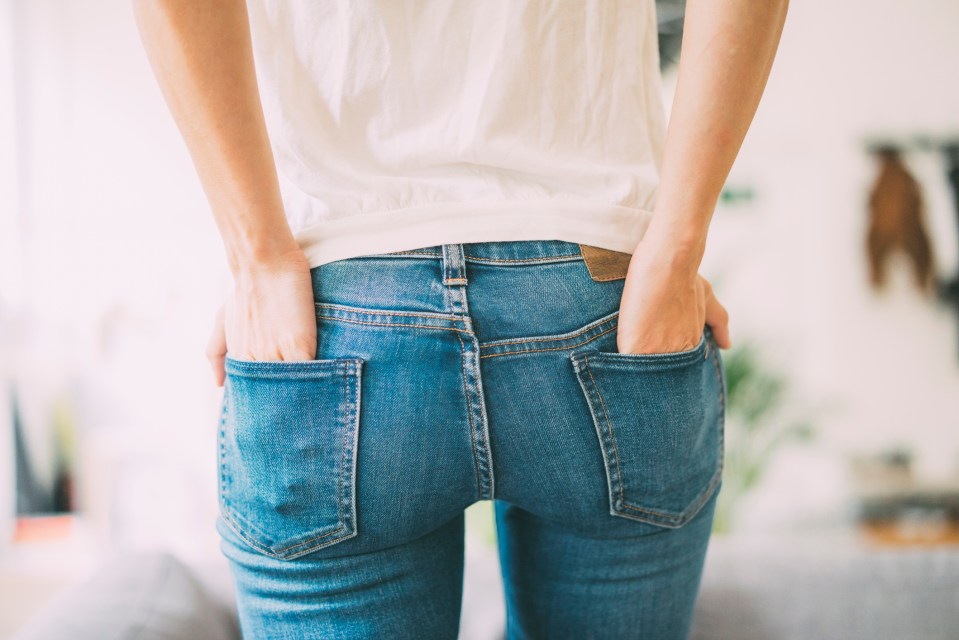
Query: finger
xmin=704 ymin=288 xmax=732 ymax=349
xmin=206 ymin=303 xmax=227 ymax=387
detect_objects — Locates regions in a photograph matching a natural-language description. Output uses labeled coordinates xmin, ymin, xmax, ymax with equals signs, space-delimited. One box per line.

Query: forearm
xmin=132 ymin=0 xmax=298 ymax=276
xmin=640 ymin=0 xmax=789 ymax=271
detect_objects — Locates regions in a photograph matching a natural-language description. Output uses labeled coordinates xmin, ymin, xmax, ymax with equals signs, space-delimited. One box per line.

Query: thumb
xmin=703 ymin=281 xmax=732 ymax=349
xmin=206 ymin=303 xmax=227 ymax=387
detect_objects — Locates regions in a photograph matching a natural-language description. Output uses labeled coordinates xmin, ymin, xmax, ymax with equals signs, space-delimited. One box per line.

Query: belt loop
xmin=442 ymin=243 xmax=468 ymax=286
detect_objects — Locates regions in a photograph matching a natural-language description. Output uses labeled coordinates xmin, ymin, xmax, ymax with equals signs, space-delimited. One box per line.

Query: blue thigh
xmin=494 ymin=492 xmax=719 ymax=640
xmin=216 ymin=513 xmax=465 ymax=640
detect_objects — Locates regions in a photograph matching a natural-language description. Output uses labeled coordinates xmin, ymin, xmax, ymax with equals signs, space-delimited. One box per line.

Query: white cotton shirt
xmin=245 ymin=0 xmax=667 ymax=268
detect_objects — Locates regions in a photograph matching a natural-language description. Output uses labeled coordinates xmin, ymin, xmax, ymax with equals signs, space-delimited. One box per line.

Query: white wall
xmin=7 ymin=0 xmax=230 ymax=560
xmin=685 ymin=0 xmax=959 ymax=524
xmin=4 ymin=0 xmax=959 ymax=554
xmin=0 ymin=0 xmax=20 ymax=548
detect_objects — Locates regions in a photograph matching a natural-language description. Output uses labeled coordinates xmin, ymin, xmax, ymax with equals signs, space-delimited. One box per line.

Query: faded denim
xmin=215 ymin=239 xmax=727 ymax=640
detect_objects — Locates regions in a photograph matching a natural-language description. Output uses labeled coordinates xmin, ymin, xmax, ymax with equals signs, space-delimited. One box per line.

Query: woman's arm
xmin=618 ymin=0 xmax=789 ymax=355
xmin=133 ymin=0 xmax=318 ymax=383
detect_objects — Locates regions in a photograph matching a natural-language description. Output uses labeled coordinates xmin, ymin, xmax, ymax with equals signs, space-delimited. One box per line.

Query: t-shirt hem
xmin=292 ymin=200 xmax=655 ymax=268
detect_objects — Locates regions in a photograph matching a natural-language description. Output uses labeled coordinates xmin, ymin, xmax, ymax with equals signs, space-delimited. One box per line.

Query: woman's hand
xmin=135 ymin=0 xmax=315 ymax=388
xmin=612 ymin=0 xmax=786 ymax=353
xmin=206 ymin=248 xmax=317 ymax=387
xmin=616 ymin=242 xmax=731 ymax=356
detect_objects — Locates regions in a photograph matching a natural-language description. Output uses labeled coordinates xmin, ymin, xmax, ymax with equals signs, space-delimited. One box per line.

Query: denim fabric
xmin=215 ymin=239 xmax=727 ymax=640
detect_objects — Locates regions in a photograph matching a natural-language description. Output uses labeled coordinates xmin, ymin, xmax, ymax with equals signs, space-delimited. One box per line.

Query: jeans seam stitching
xmin=378 ymin=250 xmax=441 ymax=256
xmin=316 ymin=314 xmax=472 ymax=334
xmin=619 ymin=468 xmax=723 ymax=523
xmin=337 ymin=361 xmax=348 ymax=526
xmin=229 ymin=509 xmax=347 ymax=556
xmin=480 ymin=313 xmax=617 ymax=348
xmin=461 ymin=254 xmax=583 ymax=263
xmin=583 ymin=355 xmax=628 ymax=512
xmin=315 ymin=302 xmax=470 ymax=321
xmin=478 ymin=325 xmax=618 ymax=359
xmin=455 ymin=329 xmax=485 ymax=501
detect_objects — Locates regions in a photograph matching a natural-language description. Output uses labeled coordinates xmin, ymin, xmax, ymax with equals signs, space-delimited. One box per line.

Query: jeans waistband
xmin=378 ymin=239 xmax=586 ymax=263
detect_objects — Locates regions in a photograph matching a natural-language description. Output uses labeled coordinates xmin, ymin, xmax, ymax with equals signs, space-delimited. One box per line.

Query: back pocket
xmin=218 ymin=356 xmax=364 ymax=560
xmin=569 ymin=326 xmax=724 ymax=528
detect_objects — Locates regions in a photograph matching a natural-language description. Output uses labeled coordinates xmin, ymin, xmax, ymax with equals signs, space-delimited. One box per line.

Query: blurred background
xmin=1 ymin=1 xmax=958 ymax=639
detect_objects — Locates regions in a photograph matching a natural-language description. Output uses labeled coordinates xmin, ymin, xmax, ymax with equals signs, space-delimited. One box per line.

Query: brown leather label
xmin=578 ymin=243 xmax=632 ymax=281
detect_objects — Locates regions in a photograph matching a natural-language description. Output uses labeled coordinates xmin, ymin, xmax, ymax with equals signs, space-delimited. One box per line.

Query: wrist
xmin=634 ymin=226 xmax=706 ymax=278
xmin=227 ymin=232 xmax=307 ymax=279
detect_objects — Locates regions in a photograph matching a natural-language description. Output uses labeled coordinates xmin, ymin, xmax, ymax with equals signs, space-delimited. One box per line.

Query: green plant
xmin=712 ymin=340 xmax=817 ymax=533
xmin=465 ymin=500 xmax=498 ymax=547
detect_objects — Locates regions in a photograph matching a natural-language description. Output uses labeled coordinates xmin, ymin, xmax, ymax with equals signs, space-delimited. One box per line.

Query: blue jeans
xmin=215 ymin=239 xmax=726 ymax=640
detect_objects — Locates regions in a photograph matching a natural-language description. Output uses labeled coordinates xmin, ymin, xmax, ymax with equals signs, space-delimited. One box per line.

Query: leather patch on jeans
xmin=578 ymin=243 xmax=632 ymax=282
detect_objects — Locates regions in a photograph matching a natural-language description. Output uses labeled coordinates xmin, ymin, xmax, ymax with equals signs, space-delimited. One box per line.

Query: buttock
xmin=216 ymin=238 xmax=725 ymax=561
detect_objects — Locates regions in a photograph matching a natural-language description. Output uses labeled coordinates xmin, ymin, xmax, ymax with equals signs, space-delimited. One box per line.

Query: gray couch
xmin=12 ymin=533 xmax=959 ymax=640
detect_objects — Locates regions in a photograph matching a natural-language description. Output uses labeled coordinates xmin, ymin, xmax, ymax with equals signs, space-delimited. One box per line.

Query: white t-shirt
xmin=245 ymin=0 xmax=666 ymax=268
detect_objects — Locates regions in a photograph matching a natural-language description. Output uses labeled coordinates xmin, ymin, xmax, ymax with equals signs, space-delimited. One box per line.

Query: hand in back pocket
xmin=569 ymin=330 xmax=725 ymax=528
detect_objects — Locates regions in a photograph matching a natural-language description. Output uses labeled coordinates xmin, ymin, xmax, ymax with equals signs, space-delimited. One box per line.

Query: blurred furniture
xmin=689 ymin=532 xmax=959 ymax=640
xmin=850 ymin=451 xmax=959 ymax=547
xmin=0 ymin=515 xmax=103 ymax=639
xmin=9 ymin=532 xmax=959 ymax=640
xmin=8 ymin=550 xmax=238 ymax=640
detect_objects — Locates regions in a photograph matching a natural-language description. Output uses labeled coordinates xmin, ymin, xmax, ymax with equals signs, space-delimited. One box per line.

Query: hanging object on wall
xmin=937 ymin=144 xmax=959 ymax=359
xmin=865 ymin=146 xmax=936 ymax=295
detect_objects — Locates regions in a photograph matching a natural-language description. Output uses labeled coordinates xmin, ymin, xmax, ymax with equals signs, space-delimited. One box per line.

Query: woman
xmin=134 ymin=1 xmax=787 ymax=638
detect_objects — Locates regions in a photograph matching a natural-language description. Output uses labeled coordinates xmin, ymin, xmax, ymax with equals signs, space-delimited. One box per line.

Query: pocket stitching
xmin=573 ymin=347 xmax=723 ymax=528
xmin=219 ymin=505 xmax=352 ymax=560
xmin=224 ymin=355 xmax=353 ymax=379
xmin=573 ymin=331 xmax=708 ymax=367
xmin=218 ymin=358 xmax=363 ymax=560
xmin=580 ymin=354 xmax=629 ymax=520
